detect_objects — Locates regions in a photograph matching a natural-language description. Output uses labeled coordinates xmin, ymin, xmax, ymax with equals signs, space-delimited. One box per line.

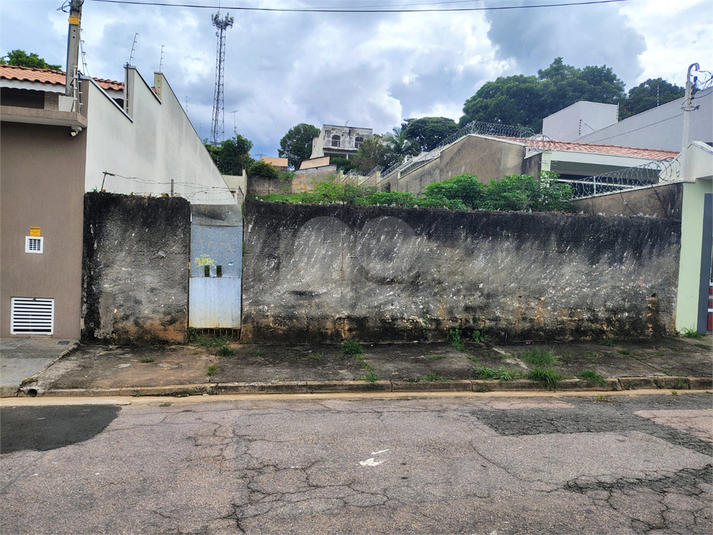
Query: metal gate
xmin=189 ymin=205 xmax=242 ymax=330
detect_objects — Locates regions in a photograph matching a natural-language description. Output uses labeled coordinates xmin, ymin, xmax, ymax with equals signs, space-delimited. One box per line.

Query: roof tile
xmin=0 ymin=64 xmax=124 ymax=92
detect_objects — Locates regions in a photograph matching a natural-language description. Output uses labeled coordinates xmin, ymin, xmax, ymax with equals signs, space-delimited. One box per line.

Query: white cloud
xmin=2 ymin=0 xmax=711 ymax=156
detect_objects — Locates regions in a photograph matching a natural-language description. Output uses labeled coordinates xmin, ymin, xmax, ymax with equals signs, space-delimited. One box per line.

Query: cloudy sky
xmin=1 ymin=0 xmax=711 ymax=157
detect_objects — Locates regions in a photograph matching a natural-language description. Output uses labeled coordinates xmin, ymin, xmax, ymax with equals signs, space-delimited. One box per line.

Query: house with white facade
xmin=0 ymin=63 xmax=236 ymax=339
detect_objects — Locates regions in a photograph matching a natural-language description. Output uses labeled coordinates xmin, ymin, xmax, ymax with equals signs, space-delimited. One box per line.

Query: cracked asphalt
xmin=1 ymin=393 xmax=711 ymax=534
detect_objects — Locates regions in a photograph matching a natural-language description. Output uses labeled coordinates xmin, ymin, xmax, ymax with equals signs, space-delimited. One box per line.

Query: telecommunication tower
xmin=210 ymin=11 xmax=234 ymax=145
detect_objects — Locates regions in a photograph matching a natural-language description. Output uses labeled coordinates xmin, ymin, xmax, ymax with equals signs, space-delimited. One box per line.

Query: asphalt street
xmin=1 ymin=393 xmax=711 ymax=534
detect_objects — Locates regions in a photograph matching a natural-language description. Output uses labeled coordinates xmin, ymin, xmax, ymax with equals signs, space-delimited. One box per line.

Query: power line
xmin=89 ymin=0 xmax=630 ymax=14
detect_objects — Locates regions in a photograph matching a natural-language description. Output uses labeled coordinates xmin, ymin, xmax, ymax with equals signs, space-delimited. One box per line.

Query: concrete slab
xmin=0 ymin=337 xmax=77 ymax=396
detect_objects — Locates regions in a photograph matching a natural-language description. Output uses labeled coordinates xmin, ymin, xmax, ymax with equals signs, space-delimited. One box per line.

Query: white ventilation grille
xmin=11 ymin=298 xmax=54 ymax=335
xmin=25 ymin=236 xmax=44 ymax=253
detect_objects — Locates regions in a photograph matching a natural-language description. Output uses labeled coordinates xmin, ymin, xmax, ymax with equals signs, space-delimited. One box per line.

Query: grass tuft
xmin=527 ymin=368 xmax=561 ymax=390
xmin=140 ymin=358 xmax=155 ymax=363
xmin=216 ymin=345 xmax=236 ymax=357
xmin=680 ymin=328 xmax=703 ymax=339
xmin=472 ymin=365 xmax=515 ymax=381
xmin=206 ymin=364 xmax=218 ymax=377
xmin=342 ymin=341 xmax=363 ymax=355
xmin=519 ymin=348 xmax=556 ymax=367
xmin=578 ymin=369 xmax=606 ymax=386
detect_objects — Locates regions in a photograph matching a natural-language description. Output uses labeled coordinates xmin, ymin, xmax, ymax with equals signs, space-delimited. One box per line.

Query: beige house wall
xmin=383 ymin=135 xmax=528 ymax=194
xmin=0 ymin=122 xmax=87 ymax=338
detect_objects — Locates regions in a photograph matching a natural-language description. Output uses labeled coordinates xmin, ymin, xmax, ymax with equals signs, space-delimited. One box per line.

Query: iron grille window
xmin=25 ymin=236 xmax=44 ymax=253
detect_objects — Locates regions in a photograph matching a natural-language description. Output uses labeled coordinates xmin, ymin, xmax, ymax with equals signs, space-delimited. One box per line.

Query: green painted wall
xmin=676 ymin=179 xmax=713 ymax=331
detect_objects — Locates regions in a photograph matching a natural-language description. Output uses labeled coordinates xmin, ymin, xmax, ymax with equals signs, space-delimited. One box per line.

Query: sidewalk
xmin=0 ymin=338 xmax=78 ymax=397
xmin=3 ymin=334 xmax=711 ymax=398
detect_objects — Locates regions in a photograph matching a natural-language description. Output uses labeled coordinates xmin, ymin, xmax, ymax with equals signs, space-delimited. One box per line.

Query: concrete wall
xmin=82 ymin=193 xmax=191 ymax=344
xmin=383 ymin=135 xmax=529 ymax=195
xmin=83 ymin=69 xmax=235 ymax=205
xmin=242 ymin=202 xmax=680 ymax=343
xmin=0 ymin=122 xmax=87 ymax=338
xmin=577 ymin=87 xmax=712 ymax=151
xmin=247 ymin=176 xmax=293 ymax=196
xmin=572 ymin=183 xmax=683 ymax=220
xmin=543 ymin=101 xmax=618 ymax=142
xmin=292 ymin=166 xmax=338 ymax=192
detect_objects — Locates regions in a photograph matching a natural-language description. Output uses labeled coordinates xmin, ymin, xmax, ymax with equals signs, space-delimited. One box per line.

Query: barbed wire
xmin=96 ymin=171 xmax=236 ymax=200
xmin=560 ymin=157 xmax=679 ymax=199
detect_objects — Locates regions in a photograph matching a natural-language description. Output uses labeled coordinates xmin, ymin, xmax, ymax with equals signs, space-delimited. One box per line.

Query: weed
xmin=475 ymin=386 xmax=492 ymax=393
xmin=578 ymin=369 xmax=606 ymax=386
xmin=472 ymin=327 xmax=489 ymax=344
xmin=361 ymin=371 xmax=379 ymax=384
xmin=159 ymin=402 xmax=172 ymax=407
xmin=671 ymin=390 xmax=679 ymax=396
xmin=196 ymin=335 xmax=228 ymax=349
xmin=132 ymin=391 xmax=142 ymax=397
xmin=305 ymin=352 xmax=324 ymax=361
xmin=594 ymin=394 xmax=610 ymax=402
xmin=527 ymin=368 xmax=561 ymax=390
xmin=446 ymin=328 xmax=465 ymax=351
xmin=206 ymin=364 xmax=218 ymax=377
xmin=675 ymin=378 xmax=688 ymax=390
xmin=140 ymin=358 xmax=155 ymax=363
xmin=472 ymin=365 xmax=514 ymax=381
xmin=584 ymin=353 xmax=599 ymax=360
xmin=694 ymin=343 xmax=711 ymax=350
xmin=654 ymin=350 xmax=667 ymax=356
xmin=355 ymin=354 xmax=379 ymax=382
xmin=186 ymin=327 xmax=197 ymax=342
xmin=216 ymin=345 xmax=236 ymax=357
xmin=617 ymin=348 xmax=633 ymax=357
xmin=600 ymin=338 xmax=614 ymax=347
xmin=343 ymin=340 xmax=364 ymax=355
xmin=680 ymin=328 xmax=703 ymax=339
xmin=519 ymin=348 xmax=556 ymax=367
xmin=418 ymin=373 xmax=450 ymax=382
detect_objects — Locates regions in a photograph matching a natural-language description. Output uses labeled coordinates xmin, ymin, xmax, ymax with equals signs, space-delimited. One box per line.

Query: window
xmin=25 ymin=236 xmax=44 ymax=253
xmin=331 ymin=135 xmax=341 ymax=147
xmin=355 ymin=136 xmax=364 ymax=149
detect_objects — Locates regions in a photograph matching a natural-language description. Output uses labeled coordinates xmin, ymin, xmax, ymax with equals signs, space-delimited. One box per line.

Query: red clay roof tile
xmin=0 ymin=64 xmax=123 ymax=92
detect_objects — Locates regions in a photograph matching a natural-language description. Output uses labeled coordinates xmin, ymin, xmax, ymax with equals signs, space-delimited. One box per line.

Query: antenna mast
xmin=210 ymin=11 xmax=234 ymax=145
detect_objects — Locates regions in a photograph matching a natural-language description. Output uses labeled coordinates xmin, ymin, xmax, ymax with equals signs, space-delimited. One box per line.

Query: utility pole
xmin=65 ymin=0 xmax=84 ymax=98
xmin=210 ymin=11 xmax=234 ymax=145
xmin=681 ymin=63 xmax=700 ymax=180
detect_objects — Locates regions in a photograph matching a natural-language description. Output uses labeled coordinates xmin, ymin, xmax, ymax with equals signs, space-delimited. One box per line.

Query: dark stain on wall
xmin=82 ymin=193 xmax=191 ymax=344
xmin=242 ymin=202 xmax=681 ymax=343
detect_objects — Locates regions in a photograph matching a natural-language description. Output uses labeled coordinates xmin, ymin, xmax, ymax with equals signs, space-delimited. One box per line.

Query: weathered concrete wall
xmin=247 ymin=176 xmax=292 ymax=196
xmin=82 ymin=193 xmax=191 ymax=344
xmin=572 ymin=183 xmax=683 ymax=220
xmin=292 ymin=166 xmax=338 ymax=192
xmin=242 ymin=202 xmax=681 ymax=343
xmin=383 ymin=135 xmax=530 ymax=195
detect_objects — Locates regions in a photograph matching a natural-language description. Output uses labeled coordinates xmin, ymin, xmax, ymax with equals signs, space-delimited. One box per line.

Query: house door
xmin=189 ymin=205 xmax=242 ymax=331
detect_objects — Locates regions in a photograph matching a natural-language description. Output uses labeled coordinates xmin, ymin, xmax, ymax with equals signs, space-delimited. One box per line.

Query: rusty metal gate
xmin=189 ymin=205 xmax=242 ymax=331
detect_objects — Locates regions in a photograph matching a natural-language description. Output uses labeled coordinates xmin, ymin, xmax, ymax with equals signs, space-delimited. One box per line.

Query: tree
xmin=459 ymin=58 xmax=626 ymax=132
xmin=206 ymin=135 xmax=253 ymax=175
xmin=402 ymin=117 xmax=458 ymax=152
xmin=620 ymin=78 xmax=684 ymax=119
xmin=1 ymin=49 xmax=61 ymax=70
xmin=383 ymin=127 xmax=419 ymax=166
xmin=278 ymin=123 xmax=320 ymax=169
xmin=248 ymin=160 xmax=279 ymax=178
xmin=352 ymin=135 xmax=390 ymax=174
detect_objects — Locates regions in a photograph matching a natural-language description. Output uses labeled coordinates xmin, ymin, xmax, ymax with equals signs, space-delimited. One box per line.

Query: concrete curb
xmin=8 ymin=375 xmax=711 ymax=398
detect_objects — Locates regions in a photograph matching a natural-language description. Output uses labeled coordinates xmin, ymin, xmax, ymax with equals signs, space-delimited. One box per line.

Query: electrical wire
xmin=88 ymin=0 xmax=630 ymax=14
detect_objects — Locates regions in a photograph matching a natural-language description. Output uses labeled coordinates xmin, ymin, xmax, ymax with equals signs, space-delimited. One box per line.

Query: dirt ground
xmin=33 ymin=335 xmax=711 ymax=391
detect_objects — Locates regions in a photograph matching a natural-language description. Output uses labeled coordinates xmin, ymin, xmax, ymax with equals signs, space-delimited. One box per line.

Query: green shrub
xmin=472 ymin=366 xmax=514 ymax=381
xmin=680 ymin=327 xmax=703 ymax=339
xmin=248 ymin=160 xmax=279 ymax=178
